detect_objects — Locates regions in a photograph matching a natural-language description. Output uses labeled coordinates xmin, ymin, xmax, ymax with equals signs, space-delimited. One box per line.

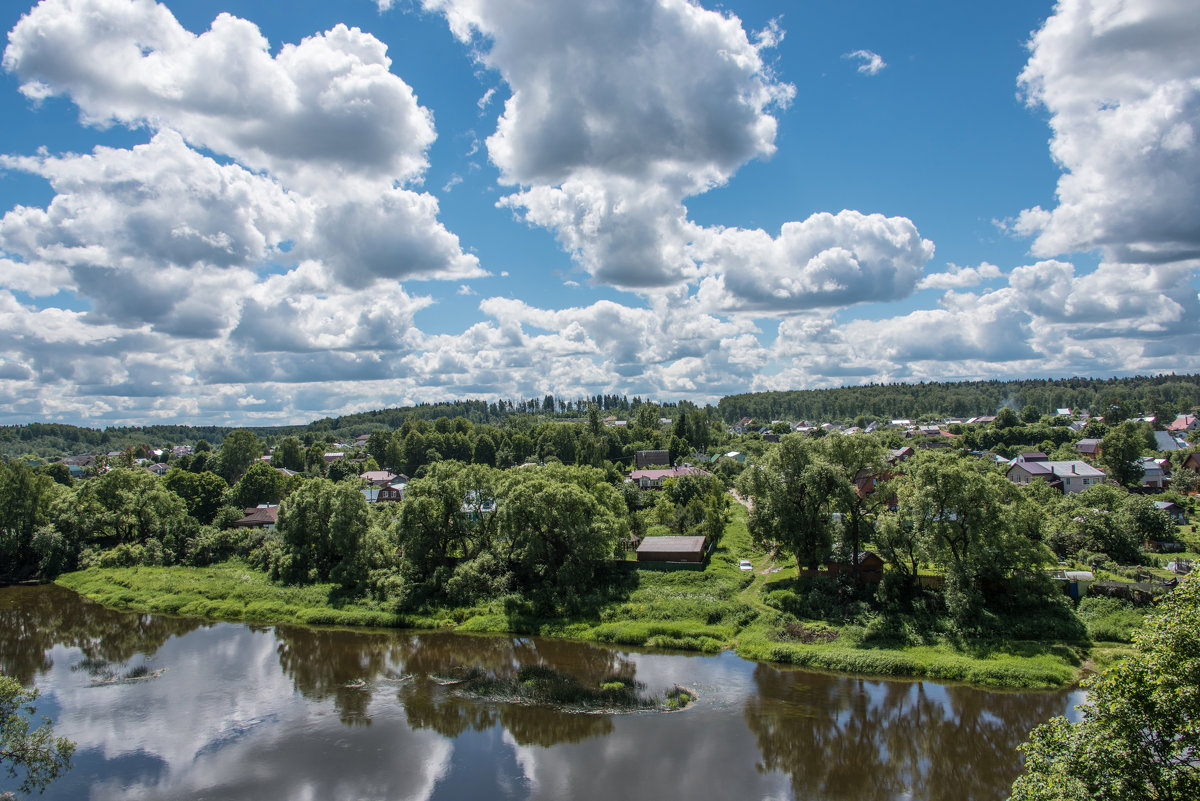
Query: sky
xmin=1 ymin=0 xmax=1198 ymax=427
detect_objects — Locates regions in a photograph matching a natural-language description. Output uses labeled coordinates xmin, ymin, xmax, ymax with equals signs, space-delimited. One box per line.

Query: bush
xmin=1076 ymin=596 xmax=1151 ymax=643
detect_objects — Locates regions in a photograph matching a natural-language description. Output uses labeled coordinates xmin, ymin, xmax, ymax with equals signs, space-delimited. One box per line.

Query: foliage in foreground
xmin=1010 ymin=572 xmax=1200 ymax=801
xmin=0 ymin=675 xmax=75 ymax=796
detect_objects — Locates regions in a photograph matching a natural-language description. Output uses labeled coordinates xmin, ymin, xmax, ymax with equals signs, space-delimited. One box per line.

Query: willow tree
xmin=738 ymin=435 xmax=844 ymax=571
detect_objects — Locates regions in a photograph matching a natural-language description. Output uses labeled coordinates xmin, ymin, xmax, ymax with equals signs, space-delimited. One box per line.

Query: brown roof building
xmin=636 ymin=536 xmax=708 ymax=563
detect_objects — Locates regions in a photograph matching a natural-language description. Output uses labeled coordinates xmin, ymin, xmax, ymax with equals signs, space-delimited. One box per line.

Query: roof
xmin=636 ymin=536 xmax=707 ymax=554
xmin=235 ymin=505 xmax=279 ymax=527
xmin=1075 ymin=438 xmax=1101 ymax=453
xmin=1009 ymin=460 xmax=1105 ymax=479
xmin=1153 ymin=431 xmax=1182 ymax=451
xmin=1168 ymin=415 xmax=1197 ymax=431
xmin=630 ymin=466 xmax=709 ymax=481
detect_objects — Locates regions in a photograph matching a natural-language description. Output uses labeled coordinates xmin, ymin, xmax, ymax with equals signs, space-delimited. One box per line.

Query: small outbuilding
xmin=826 ymin=550 xmax=885 ymax=583
xmin=636 ymin=536 xmax=707 ymax=563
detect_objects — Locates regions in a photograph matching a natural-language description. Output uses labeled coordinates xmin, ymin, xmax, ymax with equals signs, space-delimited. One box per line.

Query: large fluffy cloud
xmin=423 ymin=0 xmax=838 ymax=294
xmin=4 ymin=0 xmax=435 ymax=191
xmin=425 ymin=0 xmax=790 ymax=189
xmin=1016 ymin=0 xmax=1200 ymax=264
xmin=693 ymin=211 xmax=935 ymax=312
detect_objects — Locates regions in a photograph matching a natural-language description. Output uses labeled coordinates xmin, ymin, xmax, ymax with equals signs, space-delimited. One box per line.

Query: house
xmin=233 ymin=505 xmax=279 ymax=529
xmin=378 ymin=482 xmax=406 ymax=503
xmin=145 ymin=463 xmax=169 ymax=476
xmin=1154 ymin=501 xmax=1187 ymax=524
xmin=888 ymin=446 xmax=915 ymax=464
xmin=1153 ymin=431 xmax=1184 ymax=452
xmin=1056 ymin=408 xmax=1072 ymax=417
xmin=636 ymin=535 xmax=707 ymax=563
xmin=635 ymin=450 xmax=670 ymax=469
xmin=1075 ymin=438 xmax=1102 ymax=459
xmin=362 ymin=488 xmax=381 ymax=503
xmin=1167 ymin=414 xmax=1199 ymax=432
xmin=1138 ymin=457 xmax=1169 ymax=489
xmin=360 ymin=470 xmax=399 ymax=487
xmin=1006 ymin=459 xmax=1105 ymax=494
xmin=460 ymin=490 xmax=497 ymax=518
xmin=629 ymin=465 xmax=709 ymax=489
xmin=733 ymin=417 xmax=754 ymax=434
xmin=324 ymin=452 xmax=345 ymax=464
xmin=826 ymin=551 xmax=885 ymax=583
xmin=1185 ymin=452 xmax=1200 ymax=473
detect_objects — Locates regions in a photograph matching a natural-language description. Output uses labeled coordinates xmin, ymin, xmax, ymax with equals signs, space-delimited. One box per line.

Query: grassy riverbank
xmin=57 ymin=504 xmax=1093 ymax=689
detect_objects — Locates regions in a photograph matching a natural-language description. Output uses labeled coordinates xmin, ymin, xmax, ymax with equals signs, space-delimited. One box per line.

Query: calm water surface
xmin=0 ymin=585 xmax=1082 ymax=800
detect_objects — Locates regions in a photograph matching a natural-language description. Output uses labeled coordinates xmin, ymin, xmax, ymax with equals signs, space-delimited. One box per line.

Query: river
xmin=1 ymin=585 xmax=1082 ymax=800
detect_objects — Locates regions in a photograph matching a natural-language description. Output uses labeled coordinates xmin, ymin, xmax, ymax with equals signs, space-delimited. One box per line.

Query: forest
xmin=5 ymin=373 xmax=1198 ymax=461
xmin=718 ymin=374 xmax=1200 ymax=425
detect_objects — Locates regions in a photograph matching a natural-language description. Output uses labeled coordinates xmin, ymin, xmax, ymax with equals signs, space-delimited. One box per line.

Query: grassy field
xmin=58 ymin=502 xmax=1098 ymax=690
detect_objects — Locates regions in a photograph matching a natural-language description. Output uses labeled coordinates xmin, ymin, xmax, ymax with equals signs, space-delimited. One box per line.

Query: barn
xmin=636 ymin=536 xmax=708 ymax=563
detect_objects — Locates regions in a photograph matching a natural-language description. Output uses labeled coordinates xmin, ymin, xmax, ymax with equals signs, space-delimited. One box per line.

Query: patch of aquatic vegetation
xmin=72 ymin=657 xmax=167 ymax=684
xmin=443 ymin=664 xmax=694 ymax=713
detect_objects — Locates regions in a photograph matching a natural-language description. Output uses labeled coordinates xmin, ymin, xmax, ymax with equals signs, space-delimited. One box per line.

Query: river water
xmin=1 ymin=585 xmax=1082 ymax=800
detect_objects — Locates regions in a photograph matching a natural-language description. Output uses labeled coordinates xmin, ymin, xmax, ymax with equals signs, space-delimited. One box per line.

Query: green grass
xmin=734 ymin=621 xmax=1081 ymax=688
xmin=57 ymin=502 xmax=1092 ymax=689
xmin=1075 ymin=596 xmax=1153 ymax=643
xmin=56 ymin=563 xmax=449 ymax=630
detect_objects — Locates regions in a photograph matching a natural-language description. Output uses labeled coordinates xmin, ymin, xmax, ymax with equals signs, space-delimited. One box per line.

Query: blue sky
xmin=1 ymin=0 xmax=1198 ymax=426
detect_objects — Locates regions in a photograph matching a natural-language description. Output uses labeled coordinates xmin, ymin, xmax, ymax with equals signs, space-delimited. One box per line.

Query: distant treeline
xmin=0 ymin=395 xmax=700 ymax=461
xmin=717 ymin=375 xmax=1200 ymax=425
xmin=5 ymin=374 xmax=1200 ymax=460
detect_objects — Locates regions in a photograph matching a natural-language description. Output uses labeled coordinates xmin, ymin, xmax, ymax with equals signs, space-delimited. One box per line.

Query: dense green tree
xmin=274 ymin=478 xmax=371 ymax=588
xmin=1101 ymin=420 xmax=1151 ymax=486
xmin=163 ymin=469 xmax=228 ymax=524
xmin=995 ymin=407 xmax=1019 ymax=429
xmin=0 ymin=675 xmax=75 ymax=795
xmin=270 ymin=436 xmax=305 ymax=472
xmin=824 ymin=434 xmax=887 ymax=577
xmin=364 ymin=430 xmax=390 ymax=469
xmin=738 ymin=435 xmax=843 ymax=571
xmin=1047 ymin=485 xmax=1143 ymax=564
xmin=216 ymin=429 xmax=262 ymax=483
xmin=1010 ymin=572 xmax=1200 ymax=800
xmin=384 ymin=432 xmax=405 ymax=473
xmin=305 ymin=443 xmax=327 ymax=475
xmin=70 ymin=468 xmax=187 ymax=554
xmin=0 ymin=463 xmax=65 ymax=578
xmin=230 ymin=462 xmax=290 ymax=509
xmin=495 ymin=467 xmax=625 ymax=603
xmin=472 ymin=434 xmax=497 ymax=467
xmin=326 ymin=459 xmax=359 ymax=483
xmin=1021 ymin=405 xmax=1042 ymax=424
xmin=897 ymin=451 xmax=1046 ymax=621
xmin=40 ymin=463 xmax=73 ymax=487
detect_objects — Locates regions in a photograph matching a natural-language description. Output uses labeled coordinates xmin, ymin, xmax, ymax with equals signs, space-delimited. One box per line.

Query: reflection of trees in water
xmin=392 ymin=633 xmax=633 ymax=746
xmin=744 ymin=664 xmax=1073 ymax=801
xmin=273 ymin=625 xmax=400 ymax=726
xmin=0 ymin=585 xmax=204 ymax=684
xmin=270 ymin=626 xmax=640 ymax=744
xmin=397 ymin=679 xmax=615 ymax=746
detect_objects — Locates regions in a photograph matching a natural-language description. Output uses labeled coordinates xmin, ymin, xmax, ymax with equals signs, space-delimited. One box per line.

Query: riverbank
xmin=56 ymin=505 xmax=1091 ymax=690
